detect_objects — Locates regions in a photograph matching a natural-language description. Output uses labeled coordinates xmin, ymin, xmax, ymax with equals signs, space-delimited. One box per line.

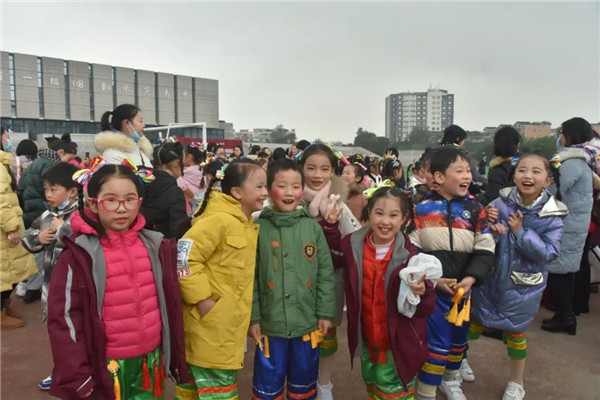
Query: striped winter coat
xmin=409 ymin=190 xmax=495 ymax=286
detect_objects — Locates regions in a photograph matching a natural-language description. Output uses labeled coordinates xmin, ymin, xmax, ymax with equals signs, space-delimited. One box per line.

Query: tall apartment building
xmin=385 ymin=87 xmax=454 ymax=142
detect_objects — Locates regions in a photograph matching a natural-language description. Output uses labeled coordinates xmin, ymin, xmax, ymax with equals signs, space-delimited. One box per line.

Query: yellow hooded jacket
xmin=0 ymin=151 xmax=37 ymax=291
xmin=178 ymin=190 xmax=259 ymax=370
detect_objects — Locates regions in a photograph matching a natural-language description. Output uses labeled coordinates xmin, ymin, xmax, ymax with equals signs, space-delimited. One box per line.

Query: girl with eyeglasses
xmin=46 ymin=163 xmax=189 ymax=399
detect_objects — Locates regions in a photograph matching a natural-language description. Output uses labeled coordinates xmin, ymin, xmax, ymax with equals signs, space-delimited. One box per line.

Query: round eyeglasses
xmin=90 ymin=197 xmax=142 ymax=211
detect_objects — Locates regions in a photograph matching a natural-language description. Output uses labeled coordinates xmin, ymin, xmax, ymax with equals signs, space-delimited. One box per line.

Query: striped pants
xmin=468 ymin=319 xmax=527 ymax=360
xmin=361 ymin=345 xmax=416 ymax=400
xmin=175 ymin=365 xmax=238 ymax=400
xmin=418 ymin=292 xmax=470 ymax=386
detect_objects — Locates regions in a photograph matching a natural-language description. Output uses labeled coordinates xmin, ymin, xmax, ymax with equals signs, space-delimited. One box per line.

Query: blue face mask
xmin=3 ymin=139 xmax=13 ymax=153
xmin=128 ymin=121 xmax=140 ymax=143
xmin=57 ymin=198 xmax=73 ymax=211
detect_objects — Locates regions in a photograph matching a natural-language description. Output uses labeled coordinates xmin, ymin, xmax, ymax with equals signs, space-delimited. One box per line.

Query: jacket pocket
xmin=220 ymin=236 xmax=247 ymax=269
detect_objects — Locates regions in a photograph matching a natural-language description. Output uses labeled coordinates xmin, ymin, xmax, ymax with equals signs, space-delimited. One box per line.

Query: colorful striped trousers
xmin=468 ymin=318 xmax=527 ymax=360
xmin=418 ymin=292 xmax=470 ymax=386
xmin=175 ymin=365 xmax=238 ymax=400
xmin=361 ymin=345 xmax=416 ymax=400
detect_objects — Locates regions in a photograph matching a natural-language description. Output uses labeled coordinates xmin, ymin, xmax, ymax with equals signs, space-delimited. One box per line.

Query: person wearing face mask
xmin=0 ymin=126 xmax=37 ymax=329
xmin=141 ymin=141 xmax=189 ymax=239
xmin=14 ymin=139 xmax=38 ymax=183
xmin=95 ymin=104 xmax=153 ymax=167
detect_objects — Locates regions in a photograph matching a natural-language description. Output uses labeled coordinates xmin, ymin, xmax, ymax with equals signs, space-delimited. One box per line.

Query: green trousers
xmin=361 ymin=345 xmax=416 ymax=400
xmin=175 ymin=364 xmax=239 ymax=400
xmin=106 ymin=346 xmax=165 ymax=400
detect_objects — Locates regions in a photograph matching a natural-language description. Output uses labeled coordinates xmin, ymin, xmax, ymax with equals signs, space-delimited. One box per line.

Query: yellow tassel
xmin=451 ymin=287 xmax=465 ymax=303
xmin=446 ymin=302 xmax=459 ymax=324
xmin=262 ymin=335 xmax=270 ymax=359
xmin=107 ymin=360 xmax=121 ymax=400
xmin=464 ymin=295 xmax=471 ymax=322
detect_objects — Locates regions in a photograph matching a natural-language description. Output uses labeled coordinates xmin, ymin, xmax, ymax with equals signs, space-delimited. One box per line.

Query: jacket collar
xmin=93 ymin=130 xmax=153 ymax=158
xmin=37 ymin=148 xmax=60 ymax=162
xmin=556 ymin=147 xmax=591 ymax=163
xmin=0 ymin=150 xmax=12 ymax=165
xmin=499 ymin=186 xmax=568 ymax=217
xmin=204 ymin=190 xmax=252 ymax=224
xmin=259 ymin=204 xmax=310 ymax=227
xmin=423 ymin=189 xmax=474 ymax=203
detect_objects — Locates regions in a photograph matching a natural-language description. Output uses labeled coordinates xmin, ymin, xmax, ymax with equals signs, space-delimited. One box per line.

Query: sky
xmin=1 ymin=1 xmax=599 ymax=143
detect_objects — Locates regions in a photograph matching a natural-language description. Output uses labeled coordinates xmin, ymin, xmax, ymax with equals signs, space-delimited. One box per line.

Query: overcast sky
xmin=2 ymin=1 xmax=599 ymax=142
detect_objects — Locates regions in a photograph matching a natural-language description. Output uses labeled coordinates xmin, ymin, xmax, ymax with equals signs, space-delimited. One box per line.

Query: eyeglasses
xmin=90 ymin=197 xmax=142 ymax=211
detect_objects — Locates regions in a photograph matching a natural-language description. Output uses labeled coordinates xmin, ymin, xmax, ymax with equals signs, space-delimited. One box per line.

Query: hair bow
xmin=200 ymin=154 xmax=215 ymax=168
xmin=363 ymin=179 xmax=395 ymax=198
xmin=550 ymin=156 xmax=561 ymax=169
xmin=189 ymin=142 xmax=205 ymax=150
xmin=511 ymin=156 xmax=520 ymax=166
xmin=325 ymin=143 xmax=350 ymax=165
xmin=72 ymin=156 xmax=106 ymax=188
xmin=121 ymin=157 xmax=156 ymax=184
xmin=353 ymin=161 xmax=367 ymax=171
xmin=215 ymin=164 xmax=227 ymax=180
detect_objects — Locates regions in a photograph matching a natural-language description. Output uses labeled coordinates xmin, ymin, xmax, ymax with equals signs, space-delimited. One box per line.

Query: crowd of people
xmin=0 ymin=103 xmax=597 ymax=400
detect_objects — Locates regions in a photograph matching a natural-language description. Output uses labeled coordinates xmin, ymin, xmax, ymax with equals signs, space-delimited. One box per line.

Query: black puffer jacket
xmin=142 ymin=170 xmax=188 ymax=239
xmin=479 ymin=157 xmax=515 ymax=206
xmin=18 ymin=149 xmax=60 ymax=228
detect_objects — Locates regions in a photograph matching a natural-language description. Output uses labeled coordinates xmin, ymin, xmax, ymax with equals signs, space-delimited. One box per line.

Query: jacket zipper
xmin=408 ymin=319 xmax=423 ymax=349
xmin=122 ymin=236 xmax=145 ymax=342
xmin=279 ymin=229 xmax=288 ymax=330
xmin=447 ymin=199 xmax=454 ymax=252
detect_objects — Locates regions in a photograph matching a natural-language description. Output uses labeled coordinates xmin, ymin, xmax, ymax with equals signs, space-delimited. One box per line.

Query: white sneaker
xmin=459 ymin=358 xmax=475 ymax=382
xmin=439 ymin=378 xmax=467 ymax=400
xmin=502 ymin=381 xmax=525 ymax=400
xmin=317 ymin=381 xmax=334 ymax=400
xmin=15 ymin=282 xmax=27 ymax=297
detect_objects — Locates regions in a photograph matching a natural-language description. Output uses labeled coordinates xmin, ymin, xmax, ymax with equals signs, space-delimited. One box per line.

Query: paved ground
xmin=1 ymin=292 xmax=599 ymax=400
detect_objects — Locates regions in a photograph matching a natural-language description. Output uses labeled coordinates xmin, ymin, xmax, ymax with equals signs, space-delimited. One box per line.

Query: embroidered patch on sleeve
xmin=176 ymin=239 xmax=193 ymax=279
xmin=303 ymin=243 xmax=316 ymax=261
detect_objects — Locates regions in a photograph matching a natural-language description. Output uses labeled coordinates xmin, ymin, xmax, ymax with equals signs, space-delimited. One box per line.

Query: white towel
xmin=397 ymin=253 xmax=443 ymax=318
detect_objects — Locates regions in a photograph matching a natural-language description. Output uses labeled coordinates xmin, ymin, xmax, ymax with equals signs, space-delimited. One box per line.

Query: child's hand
xmin=409 ymin=274 xmax=427 ymax=296
xmin=486 ymin=205 xmax=499 ymax=223
xmin=508 ymin=211 xmax=523 ymax=233
xmin=7 ymin=230 xmax=21 ymax=245
xmin=318 ymin=319 xmax=332 ymax=337
xmin=50 ymin=216 xmax=64 ymax=231
xmin=436 ymin=278 xmax=457 ymax=295
xmin=454 ymin=276 xmax=476 ymax=294
xmin=490 ymin=223 xmax=508 ymax=236
xmin=248 ymin=324 xmax=262 ymax=342
xmin=197 ymin=298 xmax=217 ymax=317
xmin=38 ymin=228 xmax=54 ymax=245
xmin=325 ymin=195 xmax=342 ymax=224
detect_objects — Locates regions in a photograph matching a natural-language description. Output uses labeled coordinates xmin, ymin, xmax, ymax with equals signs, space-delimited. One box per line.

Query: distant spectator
xmin=261 ymin=147 xmax=272 ymax=158
xmin=478 ymin=154 xmax=487 ymax=176
xmin=295 ymin=140 xmax=311 ymax=152
xmin=441 ymin=124 xmax=488 ymax=191
xmin=231 ymin=145 xmax=244 ymax=160
xmin=272 ymin=147 xmax=287 ymax=161
xmin=94 ymin=104 xmax=153 ymax=167
xmin=479 ymin=127 xmax=521 ymax=205
xmin=288 ymin=144 xmax=299 ymax=159
xmin=15 ymin=139 xmax=38 ymax=182
xmin=384 ymin=146 xmax=399 ymax=159
xmin=214 ymin=144 xmax=226 ymax=160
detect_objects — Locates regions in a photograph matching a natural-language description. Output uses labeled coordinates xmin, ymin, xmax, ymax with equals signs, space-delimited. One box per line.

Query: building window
xmin=37 ymin=58 xmax=44 ymax=118
xmin=8 ymin=54 xmax=17 ymax=117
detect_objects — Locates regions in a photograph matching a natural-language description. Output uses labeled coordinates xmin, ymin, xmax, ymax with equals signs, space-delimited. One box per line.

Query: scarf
xmin=302 ymin=181 xmax=332 ymax=219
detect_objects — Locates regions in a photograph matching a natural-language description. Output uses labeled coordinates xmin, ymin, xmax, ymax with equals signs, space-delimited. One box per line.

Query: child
xmin=341 ymin=163 xmax=367 ymax=222
xmin=409 ymin=146 xmax=495 ymax=400
xmin=381 ymin=157 xmax=405 ymax=189
xmin=189 ymin=158 xmax=225 ymax=216
xmin=177 ymin=143 xmax=205 ymax=210
xmin=143 ymin=142 xmax=188 ymax=239
xmin=47 ymin=163 xmax=188 ymax=399
xmin=21 ymin=162 xmax=80 ymax=389
xmin=300 ymin=144 xmax=360 ymax=400
xmin=340 ymin=186 xmax=437 ymax=400
xmin=470 ymin=154 xmax=567 ymax=400
xmin=176 ymin=159 xmax=267 ymax=400
xmin=249 ymin=158 xmax=336 ymax=400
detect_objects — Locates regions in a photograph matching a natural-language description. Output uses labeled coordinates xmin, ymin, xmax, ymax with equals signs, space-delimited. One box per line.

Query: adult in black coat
xmin=479 ymin=127 xmax=521 ymax=205
xmin=142 ymin=142 xmax=189 ymax=239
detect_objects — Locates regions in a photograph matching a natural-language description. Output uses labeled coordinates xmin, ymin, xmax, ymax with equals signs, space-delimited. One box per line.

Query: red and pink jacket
xmin=47 ymin=211 xmax=188 ymax=399
xmin=340 ymin=227 xmax=437 ymax=387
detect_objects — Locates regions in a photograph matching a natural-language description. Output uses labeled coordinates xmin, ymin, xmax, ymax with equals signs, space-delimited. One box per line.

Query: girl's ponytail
xmin=195 ymin=177 xmax=218 ymax=218
xmin=100 ymin=110 xmax=113 ymax=131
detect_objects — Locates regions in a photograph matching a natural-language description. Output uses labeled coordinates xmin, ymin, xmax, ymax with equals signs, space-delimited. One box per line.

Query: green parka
xmin=251 ymin=205 xmax=336 ymax=338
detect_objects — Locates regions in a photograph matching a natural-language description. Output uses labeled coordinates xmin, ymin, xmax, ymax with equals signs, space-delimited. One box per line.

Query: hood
xmin=37 ymin=148 xmax=60 ymax=162
xmin=489 ymin=156 xmax=515 ymax=169
xmin=70 ymin=208 xmax=147 ymax=238
xmin=94 ymin=131 xmax=153 ymax=157
xmin=203 ymin=190 xmax=250 ymax=224
xmin=556 ymin=147 xmax=591 ymax=163
xmin=330 ymin=175 xmax=349 ymax=203
xmin=0 ymin=150 xmax=13 ymax=166
xmin=259 ymin=203 xmax=310 ymax=227
xmin=499 ymin=187 xmax=568 ymax=218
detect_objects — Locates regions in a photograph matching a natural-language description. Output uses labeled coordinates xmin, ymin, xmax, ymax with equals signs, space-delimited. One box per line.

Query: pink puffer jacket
xmin=71 ymin=211 xmax=162 ymax=359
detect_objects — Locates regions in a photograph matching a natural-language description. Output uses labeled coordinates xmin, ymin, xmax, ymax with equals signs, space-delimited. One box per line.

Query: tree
xmin=270 ymin=124 xmax=295 ymax=144
xmin=354 ymin=127 xmax=379 ymax=153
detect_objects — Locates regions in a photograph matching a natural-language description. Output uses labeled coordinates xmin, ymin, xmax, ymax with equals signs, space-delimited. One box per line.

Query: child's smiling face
xmin=513 ymin=155 xmax=551 ymax=204
xmin=303 ymin=153 xmax=334 ymax=191
xmin=434 ymin=156 xmax=472 ymax=199
xmin=269 ymin=169 xmax=303 ymax=212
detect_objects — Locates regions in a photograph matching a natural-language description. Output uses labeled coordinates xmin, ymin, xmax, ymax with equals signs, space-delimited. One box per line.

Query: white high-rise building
xmin=385 ymin=86 xmax=454 ymax=142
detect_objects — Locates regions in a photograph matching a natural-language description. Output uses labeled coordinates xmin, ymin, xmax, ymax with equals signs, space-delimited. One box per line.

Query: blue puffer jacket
xmin=546 ymin=147 xmax=593 ymax=274
xmin=472 ymin=187 xmax=567 ymax=332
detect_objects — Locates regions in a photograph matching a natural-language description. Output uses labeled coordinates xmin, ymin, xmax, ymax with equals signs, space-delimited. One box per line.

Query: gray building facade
xmin=1 ymin=51 xmax=221 ymax=139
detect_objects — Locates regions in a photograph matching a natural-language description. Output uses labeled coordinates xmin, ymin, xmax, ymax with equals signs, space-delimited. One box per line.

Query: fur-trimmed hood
xmin=556 ymin=146 xmax=591 ymax=163
xmin=94 ymin=130 xmax=153 ymax=158
xmin=330 ymin=175 xmax=349 ymax=203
